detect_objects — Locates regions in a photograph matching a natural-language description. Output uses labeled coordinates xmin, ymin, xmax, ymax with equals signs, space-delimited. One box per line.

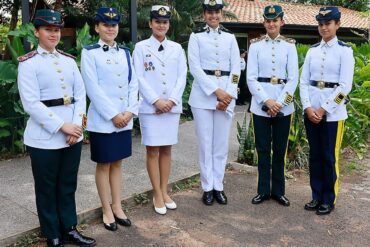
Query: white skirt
xmin=139 ymin=113 xmax=180 ymax=146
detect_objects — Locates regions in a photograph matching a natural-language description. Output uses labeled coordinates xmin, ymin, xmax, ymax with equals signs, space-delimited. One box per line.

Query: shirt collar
xmin=265 ymin=34 xmax=281 ymax=41
xmin=150 ymin=35 xmax=168 ymax=49
xmin=205 ymin=24 xmax=220 ymax=33
xmin=320 ymin=36 xmax=338 ymax=47
xmin=37 ymin=45 xmax=59 ymax=57
xmin=98 ymin=39 xmax=118 ymax=50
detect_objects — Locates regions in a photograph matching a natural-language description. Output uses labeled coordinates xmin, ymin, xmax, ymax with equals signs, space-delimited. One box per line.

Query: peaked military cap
xmin=95 ymin=7 xmax=121 ymax=25
xmin=316 ymin=6 xmax=341 ymax=23
xmin=150 ymin=5 xmax=171 ymax=20
xmin=203 ymin=0 xmax=224 ymax=11
xmin=33 ymin=9 xmax=64 ymax=28
xmin=263 ymin=5 xmax=284 ymax=19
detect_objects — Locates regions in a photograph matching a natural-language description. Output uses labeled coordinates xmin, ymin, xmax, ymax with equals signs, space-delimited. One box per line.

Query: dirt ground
xmin=61 ymin=163 xmax=369 ymax=247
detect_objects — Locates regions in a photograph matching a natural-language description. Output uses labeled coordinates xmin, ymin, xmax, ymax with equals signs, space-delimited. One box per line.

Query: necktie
xmin=158 ymin=44 xmax=164 ymax=52
xmin=103 ymin=44 xmax=109 ymax=52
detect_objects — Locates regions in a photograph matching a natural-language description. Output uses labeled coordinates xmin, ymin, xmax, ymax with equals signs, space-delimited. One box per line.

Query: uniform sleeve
xmin=225 ymin=35 xmax=240 ymax=99
xmin=126 ymin=53 xmax=139 ymax=115
xmin=80 ymin=49 xmax=119 ymax=121
xmin=247 ymin=43 xmax=269 ymax=104
xmin=240 ymin=59 xmax=246 ymax=71
xmin=188 ymin=33 xmax=218 ymax=96
xmin=321 ymin=47 xmax=354 ymax=113
xmin=18 ymin=61 xmax=64 ymax=134
xmin=169 ymin=48 xmax=187 ymax=105
xmin=299 ymin=49 xmax=312 ymax=110
xmin=71 ymin=61 xmax=86 ymax=126
xmin=277 ymin=43 xmax=299 ymax=107
xmin=132 ymin=44 xmax=160 ymax=104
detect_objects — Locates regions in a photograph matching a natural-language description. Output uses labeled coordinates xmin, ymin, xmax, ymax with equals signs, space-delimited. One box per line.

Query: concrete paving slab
xmin=0 ymin=105 xmax=249 ymax=245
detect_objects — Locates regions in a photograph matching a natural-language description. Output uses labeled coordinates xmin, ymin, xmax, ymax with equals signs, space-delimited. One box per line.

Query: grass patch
xmin=172 ymin=175 xmax=200 ymax=193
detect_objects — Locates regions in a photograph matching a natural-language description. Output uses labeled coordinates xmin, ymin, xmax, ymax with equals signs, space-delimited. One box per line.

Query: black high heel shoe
xmin=114 ymin=214 xmax=132 ymax=227
xmin=103 ymin=221 xmax=118 ymax=231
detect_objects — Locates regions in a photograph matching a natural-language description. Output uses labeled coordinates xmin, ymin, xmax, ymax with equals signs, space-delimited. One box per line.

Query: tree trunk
xmin=9 ymin=0 xmax=20 ymax=30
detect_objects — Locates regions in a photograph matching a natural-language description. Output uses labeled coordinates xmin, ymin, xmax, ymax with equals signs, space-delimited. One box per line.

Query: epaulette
xmin=57 ymin=50 xmax=76 ymax=60
xmin=17 ymin=50 xmax=38 ymax=62
xmin=194 ymin=24 xmax=208 ymax=33
xmin=84 ymin=43 xmax=101 ymax=50
xmin=310 ymin=42 xmax=320 ymax=48
xmin=279 ymin=36 xmax=296 ymax=44
xmin=338 ymin=40 xmax=351 ymax=47
xmin=250 ymin=35 xmax=267 ymax=44
xmin=219 ymin=25 xmax=233 ymax=34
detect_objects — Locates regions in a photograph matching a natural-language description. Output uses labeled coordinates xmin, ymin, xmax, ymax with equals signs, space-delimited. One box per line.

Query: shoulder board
xmin=84 ymin=43 xmax=101 ymax=50
xmin=250 ymin=35 xmax=266 ymax=44
xmin=17 ymin=50 xmax=38 ymax=62
xmin=194 ymin=24 xmax=208 ymax=33
xmin=338 ymin=40 xmax=351 ymax=47
xmin=219 ymin=25 xmax=233 ymax=34
xmin=310 ymin=42 xmax=320 ymax=48
xmin=57 ymin=50 xmax=76 ymax=59
xmin=118 ymin=45 xmax=130 ymax=51
xmin=279 ymin=36 xmax=296 ymax=44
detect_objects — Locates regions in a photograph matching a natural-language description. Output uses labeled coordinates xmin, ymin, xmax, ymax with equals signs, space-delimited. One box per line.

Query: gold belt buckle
xmin=317 ymin=81 xmax=325 ymax=89
xmin=270 ymin=76 xmax=278 ymax=85
xmin=214 ymin=70 xmax=221 ymax=77
xmin=63 ymin=96 xmax=71 ymax=105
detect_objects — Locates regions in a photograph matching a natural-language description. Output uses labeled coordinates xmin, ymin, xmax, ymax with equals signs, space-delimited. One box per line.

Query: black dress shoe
xmin=304 ymin=200 xmax=321 ymax=211
xmin=63 ymin=226 xmax=96 ymax=247
xmin=316 ymin=204 xmax=334 ymax=215
xmin=213 ymin=190 xmax=228 ymax=205
xmin=271 ymin=194 xmax=290 ymax=207
xmin=114 ymin=214 xmax=131 ymax=227
xmin=46 ymin=238 xmax=64 ymax=247
xmin=251 ymin=194 xmax=270 ymax=204
xmin=104 ymin=222 xmax=118 ymax=231
xmin=202 ymin=190 xmax=214 ymax=205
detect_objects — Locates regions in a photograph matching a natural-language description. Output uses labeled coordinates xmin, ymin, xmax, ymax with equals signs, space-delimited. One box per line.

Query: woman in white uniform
xmin=188 ymin=0 xmax=240 ymax=206
xmin=133 ymin=5 xmax=187 ymax=215
xmin=81 ymin=7 xmax=138 ymax=230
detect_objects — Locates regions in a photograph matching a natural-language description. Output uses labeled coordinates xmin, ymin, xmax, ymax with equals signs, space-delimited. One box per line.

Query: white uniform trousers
xmin=191 ymin=107 xmax=233 ymax=192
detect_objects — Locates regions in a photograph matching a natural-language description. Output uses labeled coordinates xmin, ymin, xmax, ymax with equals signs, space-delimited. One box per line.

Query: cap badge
xmin=268 ymin=6 xmax=276 ymax=14
xmin=104 ymin=12 xmax=117 ymax=19
xmin=319 ymin=9 xmax=332 ymax=16
xmin=209 ymin=0 xmax=217 ymax=6
xmin=158 ymin=7 xmax=167 ymax=16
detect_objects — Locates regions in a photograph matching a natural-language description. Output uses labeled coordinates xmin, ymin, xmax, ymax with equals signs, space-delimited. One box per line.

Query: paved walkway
xmin=0 ymin=106 xmax=248 ymax=246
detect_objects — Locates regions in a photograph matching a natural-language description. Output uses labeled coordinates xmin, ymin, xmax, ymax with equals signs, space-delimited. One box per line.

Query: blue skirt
xmin=89 ymin=130 xmax=132 ymax=163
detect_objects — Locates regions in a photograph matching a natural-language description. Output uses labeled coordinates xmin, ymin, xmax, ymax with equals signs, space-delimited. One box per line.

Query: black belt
xmin=258 ymin=77 xmax=287 ymax=84
xmin=310 ymin=80 xmax=339 ymax=89
xmin=203 ymin=69 xmax=230 ymax=77
xmin=41 ymin=97 xmax=75 ymax=107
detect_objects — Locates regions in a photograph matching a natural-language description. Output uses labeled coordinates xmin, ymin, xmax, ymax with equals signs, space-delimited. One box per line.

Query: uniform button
xmin=54 ymin=61 xmax=59 ymax=65
xmin=118 ymin=85 xmax=123 ymax=88
xmin=120 ymin=97 xmax=124 ymax=100
xmin=115 ymin=61 xmax=119 ymax=64
xmin=272 ymin=68 xmax=276 ymax=71
xmin=40 ymin=123 xmax=44 ymax=127
xmin=272 ymin=54 xmax=275 ymax=57
xmin=322 ymin=58 xmax=325 ymax=61
xmin=163 ymin=92 xmax=166 ymax=95
xmin=272 ymin=47 xmax=275 ymax=50
xmin=216 ymin=53 xmax=219 ymax=55
xmin=117 ymin=74 xmax=121 ymax=77
xmin=162 ymin=64 xmax=165 ymax=67
xmin=215 ymin=44 xmax=219 ymax=47
xmin=257 ymin=88 xmax=260 ymax=91
xmin=217 ymin=61 xmax=219 ymax=63
xmin=162 ymin=82 xmax=166 ymax=85
xmin=62 ymin=86 xmax=66 ymax=89
xmin=162 ymin=72 xmax=165 ymax=76
xmin=56 ymin=69 xmax=62 ymax=73
xmin=49 ymin=113 xmax=53 ymax=117
xmin=321 ymin=65 xmax=324 ymax=68
xmin=60 ymin=77 xmax=64 ymax=81
xmin=272 ymin=61 xmax=275 ymax=63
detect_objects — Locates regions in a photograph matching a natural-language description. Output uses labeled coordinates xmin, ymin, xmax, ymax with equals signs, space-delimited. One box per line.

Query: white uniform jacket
xmin=300 ymin=37 xmax=354 ymax=121
xmin=188 ymin=24 xmax=240 ymax=113
xmin=17 ymin=46 xmax=86 ymax=149
xmin=132 ymin=36 xmax=187 ymax=114
xmin=81 ymin=40 xmax=139 ymax=133
xmin=247 ymin=35 xmax=298 ymax=117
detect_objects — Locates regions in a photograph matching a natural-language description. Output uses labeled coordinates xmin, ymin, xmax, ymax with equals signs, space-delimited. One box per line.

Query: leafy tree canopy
xmin=280 ymin=0 xmax=369 ymax=12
